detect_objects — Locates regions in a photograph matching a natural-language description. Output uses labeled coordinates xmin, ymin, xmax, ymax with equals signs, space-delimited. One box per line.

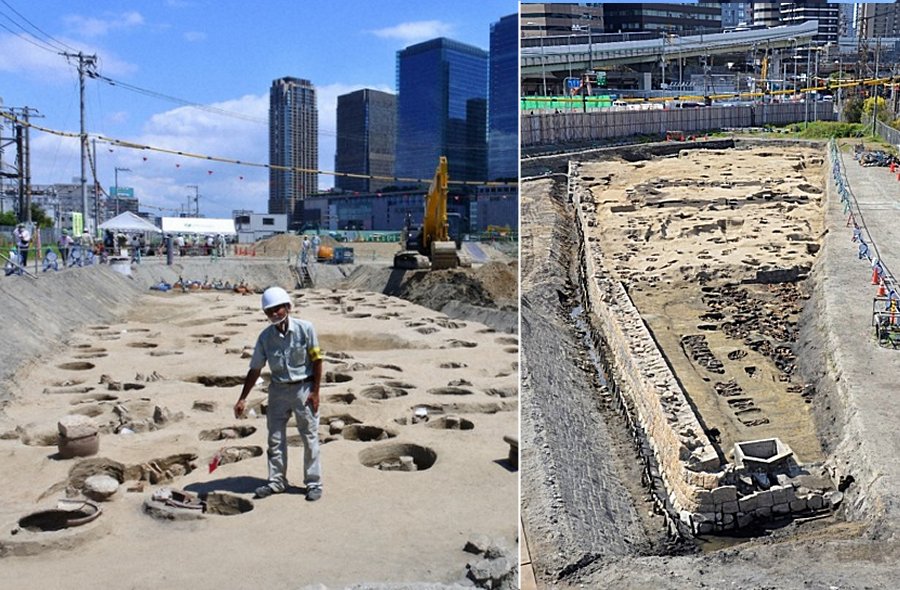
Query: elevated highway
xmin=521 ymin=20 xmax=818 ymax=76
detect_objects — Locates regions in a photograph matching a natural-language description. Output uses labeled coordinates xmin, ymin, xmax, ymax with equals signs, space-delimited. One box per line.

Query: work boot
xmin=305 ymin=487 xmax=323 ymax=502
xmin=254 ymin=484 xmax=283 ymax=499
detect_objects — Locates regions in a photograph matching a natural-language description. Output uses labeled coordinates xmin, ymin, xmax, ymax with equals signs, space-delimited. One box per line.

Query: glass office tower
xmin=488 ymin=13 xmax=518 ymax=181
xmin=335 ymin=88 xmax=397 ymax=194
xmin=395 ymin=38 xmax=488 ymax=184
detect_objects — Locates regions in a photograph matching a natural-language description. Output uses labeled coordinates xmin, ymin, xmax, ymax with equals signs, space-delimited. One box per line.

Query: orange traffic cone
xmin=878 ymin=282 xmax=887 ymax=297
xmin=873 ymin=267 xmax=881 ymax=285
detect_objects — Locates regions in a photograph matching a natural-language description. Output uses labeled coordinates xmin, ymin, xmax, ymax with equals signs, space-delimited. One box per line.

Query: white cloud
xmin=29 ymin=83 xmax=396 ymax=219
xmin=0 ymin=34 xmax=76 ymax=80
xmin=0 ymin=33 xmax=137 ymax=82
xmin=63 ymin=11 xmax=146 ymax=38
xmin=370 ymin=20 xmax=454 ymax=44
xmin=183 ymin=31 xmax=207 ymax=42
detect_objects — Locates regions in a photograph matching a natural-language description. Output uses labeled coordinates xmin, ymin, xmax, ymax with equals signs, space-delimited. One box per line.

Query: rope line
xmin=0 ymin=111 xmax=515 ymax=188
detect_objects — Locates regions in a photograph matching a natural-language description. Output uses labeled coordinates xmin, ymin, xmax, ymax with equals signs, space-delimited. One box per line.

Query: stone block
xmin=757 ymin=490 xmax=775 ymax=507
xmin=58 ymin=415 xmax=98 ymax=439
xmin=722 ymin=513 xmax=735 ymax=526
xmin=771 ymin=485 xmax=789 ymax=504
xmin=737 ymin=513 xmax=754 ymax=528
xmin=739 ymin=493 xmax=759 ymax=513
xmin=790 ymin=498 xmax=808 ymax=512
xmin=711 ymin=485 xmax=737 ymax=503
xmin=754 ymin=506 xmax=772 ymax=518
xmin=721 ymin=501 xmax=739 ymax=514
xmin=808 ymin=493 xmax=825 ymax=510
xmin=773 ymin=502 xmax=791 ymax=515
xmin=697 ymin=521 xmax=715 ymax=535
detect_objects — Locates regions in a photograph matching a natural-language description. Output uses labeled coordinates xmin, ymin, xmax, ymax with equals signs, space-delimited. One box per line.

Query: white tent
xmin=161 ymin=217 xmax=236 ymax=235
xmin=99 ymin=211 xmax=162 ymax=233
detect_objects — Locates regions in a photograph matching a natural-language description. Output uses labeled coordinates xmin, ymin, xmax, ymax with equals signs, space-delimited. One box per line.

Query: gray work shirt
xmin=249 ymin=317 xmax=321 ymax=383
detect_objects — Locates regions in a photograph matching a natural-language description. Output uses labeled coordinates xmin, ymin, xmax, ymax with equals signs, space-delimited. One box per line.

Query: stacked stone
xmin=572 ymin=174 xmax=724 ymax=523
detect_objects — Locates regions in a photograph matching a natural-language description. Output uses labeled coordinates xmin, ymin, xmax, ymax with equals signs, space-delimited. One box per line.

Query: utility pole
xmin=61 ymin=51 xmax=98 ymax=233
xmin=872 ymin=37 xmax=880 ymax=137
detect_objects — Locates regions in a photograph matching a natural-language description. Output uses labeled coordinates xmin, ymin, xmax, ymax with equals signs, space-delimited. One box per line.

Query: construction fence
xmin=522 ymin=102 xmax=836 ymax=148
xmin=876 ymin=120 xmax=900 ymax=148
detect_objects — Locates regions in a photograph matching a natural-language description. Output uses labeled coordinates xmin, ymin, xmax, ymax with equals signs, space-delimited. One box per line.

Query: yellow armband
xmin=309 ymin=346 xmax=323 ymax=361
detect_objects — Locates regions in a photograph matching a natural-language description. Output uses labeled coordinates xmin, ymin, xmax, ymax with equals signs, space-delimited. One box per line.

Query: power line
xmin=0 ymin=111 xmax=516 ymax=187
xmin=91 ymin=72 xmax=268 ymax=124
xmin=0 ymin=17 xmax=59 ymax=53
xmin=0 ymin=0 xmax=77 ymax=52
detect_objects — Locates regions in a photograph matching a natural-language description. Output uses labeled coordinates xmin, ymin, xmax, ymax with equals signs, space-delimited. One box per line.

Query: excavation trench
xmin=566 ymin=145 xmax=841 ymax=540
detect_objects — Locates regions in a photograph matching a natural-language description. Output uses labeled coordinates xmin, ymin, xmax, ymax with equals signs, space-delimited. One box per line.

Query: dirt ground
xmin=0 ymin=258 xmax=518 ymax=588
xmin=579 ymin=146 xmax=826 ymax=464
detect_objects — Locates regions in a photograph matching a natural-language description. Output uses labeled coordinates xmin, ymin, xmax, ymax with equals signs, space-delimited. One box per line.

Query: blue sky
xmin=0 ymin=1 xmax=515 ymax=218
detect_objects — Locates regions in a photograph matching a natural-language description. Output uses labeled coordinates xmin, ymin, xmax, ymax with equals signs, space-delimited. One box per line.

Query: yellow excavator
xmin=393 ymin=156 xmax=460 ymax=270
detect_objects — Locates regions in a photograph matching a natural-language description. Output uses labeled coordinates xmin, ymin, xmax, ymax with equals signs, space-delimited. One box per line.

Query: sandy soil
xmin=579 ymin=146 xmax=826 ymax=464
xmin=0 ymin=279 xmax=517 ymax=587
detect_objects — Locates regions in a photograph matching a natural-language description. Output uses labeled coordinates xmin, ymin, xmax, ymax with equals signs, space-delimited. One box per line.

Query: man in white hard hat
xmin=234 ymin=286 xmax=324 ymax=501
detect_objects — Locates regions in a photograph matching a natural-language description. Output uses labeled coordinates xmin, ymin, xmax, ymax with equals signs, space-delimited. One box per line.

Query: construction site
xmin=521 ymin=137 xmax=900 ymax=588
xmin=0 ymin=234 xmax=519 ymax=589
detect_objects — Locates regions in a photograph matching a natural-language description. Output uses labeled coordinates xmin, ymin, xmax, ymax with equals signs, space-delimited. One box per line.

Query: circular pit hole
xmin=359 ymin=442 xmax=436 ymax=472
xmin=58 ymin=362 xmax=95 ymax=371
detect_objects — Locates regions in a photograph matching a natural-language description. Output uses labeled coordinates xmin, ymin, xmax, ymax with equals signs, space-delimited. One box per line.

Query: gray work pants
xmin=265 ymin=381 xmax=321 ymax=491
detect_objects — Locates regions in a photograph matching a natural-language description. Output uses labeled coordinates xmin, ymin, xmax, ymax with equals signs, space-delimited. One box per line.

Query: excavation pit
xmin=18 ymin=500 xmax=101 ymax=532
xmin=58 ymin=362 xmax=95 ymax=371
xmin=360 ymin=385 xmax=408 ymax=400
xmin=198 ymin=425 xmax=256 ymax=441
xmin=190 ymin=375 xmax=245 ymax=388
xmin=204 ymin=492 xmax=254 ymax=516
xmin=359 ymin=443 xmax=437 ymax=472
xmin=341 ymin=424 xmax=396 ymax=441
xmin=426 ymin=416 xmax=474 ymax=430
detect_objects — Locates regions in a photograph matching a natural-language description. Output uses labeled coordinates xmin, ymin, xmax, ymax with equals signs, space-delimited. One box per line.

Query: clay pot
xmin=58 ymin=432 xmax=100 ymax=459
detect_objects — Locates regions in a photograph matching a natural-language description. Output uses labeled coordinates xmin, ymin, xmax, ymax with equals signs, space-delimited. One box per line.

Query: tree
xmin=862 ymin=96 xmax=892 ymax=125
xmin=0 ymin=204 xmax=52 ymax=227
xmin=843 ymin=96 xmax=863 ymax=123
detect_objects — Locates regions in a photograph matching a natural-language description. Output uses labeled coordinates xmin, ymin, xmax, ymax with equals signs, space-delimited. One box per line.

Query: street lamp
xmin=114 ymin=166 xmax=130 ymax=216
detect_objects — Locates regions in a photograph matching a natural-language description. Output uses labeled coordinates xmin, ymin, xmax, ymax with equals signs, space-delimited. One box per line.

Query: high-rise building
xmin=395 ymin=38 xmax=488 ymax=184
xmin=520 ymin=3 xmax=604 ymax=37
xmin=721 ymin=2 xmax=751 ymax=29
xmin=335 ymin=89 xmax=397 ymax=194
xmin=856 ymin=2 xmax=900 ymax=39
xmin=602 ymin=3 xmax=721 ymax=34
xmin=751 ymin=2 xmax=781 ymax=28
xmin=269 ymin=77 xmax=317 ymax=229
xmin=489 ymin=14 xmax=518 ymax=182
xmin=780 ymin=1 xmax=840 ymax=46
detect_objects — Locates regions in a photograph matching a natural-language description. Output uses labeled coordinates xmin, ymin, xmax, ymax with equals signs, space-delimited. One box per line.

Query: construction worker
xmin=57 ymin=230 xmax=73 ymax=266
xmin=13 ymin=223 xmax=31 ymax=266
xmin=233 ymin=286 xmax=323 ymax=501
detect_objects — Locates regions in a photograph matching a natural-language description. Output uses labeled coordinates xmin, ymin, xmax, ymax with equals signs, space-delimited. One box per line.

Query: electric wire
xmin=0 ymin=0 xmax=77 ymax=52
xmin=0 ymin=111 xmax=515 ymax=187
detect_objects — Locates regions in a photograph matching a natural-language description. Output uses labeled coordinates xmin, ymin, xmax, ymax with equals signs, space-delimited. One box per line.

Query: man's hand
xmin=309 ymin=390 xmax=319 ymax=414
xmin=234 ymin=399 xmax=246 ymax=419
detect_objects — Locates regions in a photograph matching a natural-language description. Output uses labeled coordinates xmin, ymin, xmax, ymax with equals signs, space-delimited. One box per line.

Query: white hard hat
xmin=261 ymin=286 xmax=291 ymax=311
